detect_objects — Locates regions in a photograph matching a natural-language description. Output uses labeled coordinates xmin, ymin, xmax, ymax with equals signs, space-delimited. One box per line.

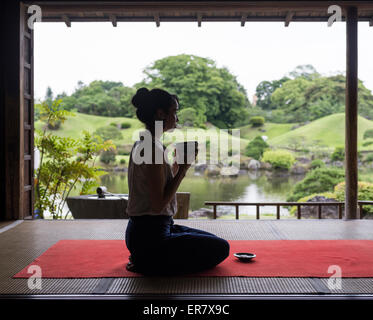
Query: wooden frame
xmin=1 ymin=0 xmax=372 ymax=221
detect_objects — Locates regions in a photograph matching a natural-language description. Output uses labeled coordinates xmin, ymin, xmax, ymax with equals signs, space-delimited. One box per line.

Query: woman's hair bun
xmin=132 ymin=87 xmax=150 ymax=109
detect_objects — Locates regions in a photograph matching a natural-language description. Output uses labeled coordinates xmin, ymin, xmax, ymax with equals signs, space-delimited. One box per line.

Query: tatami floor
xmin=1 ymin=219 xmax=373 ymax=297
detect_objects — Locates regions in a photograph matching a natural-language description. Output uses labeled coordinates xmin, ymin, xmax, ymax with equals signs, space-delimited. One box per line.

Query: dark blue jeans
xmin=125 ymin=215 xmax=230 ymax=276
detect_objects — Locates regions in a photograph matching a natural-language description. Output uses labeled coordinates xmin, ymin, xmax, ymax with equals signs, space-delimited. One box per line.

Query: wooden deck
xmin=1 ymin=219 xmax=373 ymax=297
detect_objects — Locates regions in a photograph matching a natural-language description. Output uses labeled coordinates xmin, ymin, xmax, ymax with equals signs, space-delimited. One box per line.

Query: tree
xmin=135 ymin=54 xmax=251 ymax=128
xmin=255 ymin=77 xmax=290 ymax=110
xmin=287 ymin=64 xmax=320 ymax=80
xmin=244 ymin=136 xmax=269 ymax=160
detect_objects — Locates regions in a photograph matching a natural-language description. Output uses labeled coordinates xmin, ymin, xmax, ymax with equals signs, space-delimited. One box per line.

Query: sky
xmin=34 ymin=20 xmax=373 ymax=103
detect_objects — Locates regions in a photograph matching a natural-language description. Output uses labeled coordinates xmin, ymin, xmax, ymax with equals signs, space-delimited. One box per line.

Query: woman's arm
xmin=145 ymin=163 xmax=188 ymax=214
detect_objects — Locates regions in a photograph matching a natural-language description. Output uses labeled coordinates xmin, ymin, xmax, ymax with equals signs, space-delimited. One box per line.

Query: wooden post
xmin=256 ymin=205 xmax=260 ymax=220
xmin=345 ymin=6 xmax=359 ymax=219
xmin=213 ymin=205 xmax=217 ymax=219
xmin=276 ymin=205 xmax=280 ymax=220
xmin=297 ymin=205 xmax=301 ymax=219
xmin=338 ymin=204 xmax=343 ymax=219
xmin=235 ymin=204 xmax=239 ymax=220
xmin=318 ymin=204 xmax=322 ymax=219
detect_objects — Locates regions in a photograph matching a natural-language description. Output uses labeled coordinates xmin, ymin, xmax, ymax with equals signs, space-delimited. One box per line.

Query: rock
xmin=194 ymin=163 xmax=208 ymax=173
xmin=189 ymin=208 xmax=215 ymax=219
xmin=332 ymin=161 xmax=344 ymax=167
xmin=248 ymin=159 xmax=261 ymax=170
xmin=205 ymin=164 xmax=220 ymax=176
xmin=220 ymin=166 xmax=239 ymax=176
xmin=290 ymin=165 xmax=308 ymax=175
xmin=260 ymin=162 xmax=272 ymax=170
xmin=300 ymin=195 xmax=339 ymax=219
xmin=295 ymin=157 xmax=311 ymax=165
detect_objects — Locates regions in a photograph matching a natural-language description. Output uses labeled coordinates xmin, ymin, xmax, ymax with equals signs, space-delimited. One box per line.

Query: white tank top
xmin=126 ymin=137 xmax=177 ymax=217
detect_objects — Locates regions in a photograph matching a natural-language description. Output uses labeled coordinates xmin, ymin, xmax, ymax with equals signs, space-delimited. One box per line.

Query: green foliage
xmin=47 ymin=119 xmax=62 ymax=130
xmin=334 ymin=181 xmax=373 ymax=214
xmin=94 ymin=125 xmax=123 ymax=142
xmin=286 ymin=167 xmax=345 ymax=202
xmin=261 ymin=149 xmax=295 ymax=170
xmin=255 ymin=76 xmax=290 ymax=111
xmin=34 ymin=100 xmax=114 ymax=219
xmin=364 ymin=129 xmax=373 ymax=139
xmin=310 ymin=159 xmax=325 ymax=169
xmin=244 ymin=136 xmax=269 ymax=160
xmin=135 ymin=54 xmax=251 ymax=128
xmin=121 ymin=122 xmax=131 ymax=129
xmin=177 ymin=107 xmax=199 ymax=127
xmin=110 ymin=122 xmax=117 ymax=127
xmin=100 ymin=148 xmax=116 ymax=164
xmin=59 ymin=80 xmax=136 ymax=118
xmin=249 ymin=116 xmax=265 ymax=127
xmin=120 ymin=159 xmax=126 ymax=165
xmin=331 ymin=146 xmax=345 ymax=162
xmin=364 ymin=153 xmax=373 ymax=163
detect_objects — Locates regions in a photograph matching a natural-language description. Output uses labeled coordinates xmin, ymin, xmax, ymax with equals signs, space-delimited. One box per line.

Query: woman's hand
xmin=173 ymin=143 xmax=198 ymax=176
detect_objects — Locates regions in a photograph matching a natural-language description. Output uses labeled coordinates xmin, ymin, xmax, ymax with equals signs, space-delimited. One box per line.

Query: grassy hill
xmin=35 ymin=112 xmax=250 ymax=164
xmin=268 ymin=113 xmax=373 ymax=151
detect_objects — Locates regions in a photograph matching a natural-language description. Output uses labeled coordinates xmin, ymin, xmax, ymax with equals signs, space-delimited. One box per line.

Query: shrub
xmin=334 ymin=181 xmax=373 ymax=214
xmin=47 ymin=120 xmax=62 ymax=130
xmin=331 ymin=146 xmax=345 ymax=162
xmin=100 ymin=148 xmax=116 ymax=164
xmin=364 ymin=153 xmax=373 ymax=163
xmin=249 ymin=116 xmax=265 ymax=127
xmin=94 ymin=126 xmax=123 ymax=142
xmin=244 ymin=136 xmax=269 ymax=160
xmin=121 ymin=122 xmax=131 ymax=129
xmin=289 ymin=192 xmax=337 ymax=216
xmin=261 ymin=149 xmax=295 ymax=170
xmin=286 ymin=167 xmax=345 ymax=202
xmin=363 ymin=129 xmax=373 ymax=140
xmin=310 ymin=159 xmax=325 ymax=169
xmin=110 ymin=122 xmax=117 ymax=127
xmin=120 ymin=159 xmax=126 ymax=165
xmin=363 ymin=140 xmax=373 ymax=147
xmin=177 ymin=107 xmax=198 ymax=127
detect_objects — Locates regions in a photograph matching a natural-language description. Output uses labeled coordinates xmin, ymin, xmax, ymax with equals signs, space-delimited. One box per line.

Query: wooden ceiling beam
xmin=285 ymin=11 xmax=294 ymax=26
xmin=62 ymin=14 xmax=71 ymax=27
xmin=109 ymin=14 xmax=117 ymax=27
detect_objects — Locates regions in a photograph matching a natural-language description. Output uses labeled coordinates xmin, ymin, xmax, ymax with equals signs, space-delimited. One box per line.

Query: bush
xmin=363 ymin=129 xmax=373 ymax=140
xmin=121 ymin=122 xmax=131 ymax=129
xmin=177 ymin=107 xmax=199 ymax=127
xmin=334 ymin=181 xmax=373 ymax=215
xmin=47 ymin=119 xmax=62 ymax=130
xmin=310 ymin=159 xmax=325 ymax=169
xmin=110 ymin=122 xmax=117 ymax=127
xmin=249 ymin=116 xmax=265 ymax=127
xmin=244 ymin=136 xmax=269 ymax=160
xmin=331 ymin=146 xmax=345 ymax=162
xmin=286 ymin=167 xmax=345 ymax=202
xmin=364 ymin=153 xmax=373 ymax=163
xmin=289 ymin=192 xmax=337 ymax=216
xmin=363 ymin=140 xmax=373 ymax=147
xmin=94 ymin=126 xmax=123 ymax=142
xmin=120 ymin=158 xmax=126 ymax=165
xmin=100 ymin=148 xmax=116 ymax=164
xmin=261 ymin=149 xmax=295 ymax=170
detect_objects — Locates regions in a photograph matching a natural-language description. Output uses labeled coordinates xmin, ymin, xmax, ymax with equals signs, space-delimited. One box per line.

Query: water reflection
xmin=97 ymin=170 xmax=306 ymax=217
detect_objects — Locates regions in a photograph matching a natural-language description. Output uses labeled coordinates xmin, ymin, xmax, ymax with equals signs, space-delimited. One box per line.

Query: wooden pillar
xmin=345 ymin=6 xmax=358 ymax=219
xmin=0 ymin=1 xmax=22 ymax=220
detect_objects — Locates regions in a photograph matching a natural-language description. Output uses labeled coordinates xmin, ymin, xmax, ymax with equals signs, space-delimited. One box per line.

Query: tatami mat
xmin=1 ymin=219 xmax=373 ymax=296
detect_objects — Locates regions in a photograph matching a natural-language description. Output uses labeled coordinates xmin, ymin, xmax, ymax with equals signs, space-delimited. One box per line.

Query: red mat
xmin=13 ymin=240 xmax=373 ymax=278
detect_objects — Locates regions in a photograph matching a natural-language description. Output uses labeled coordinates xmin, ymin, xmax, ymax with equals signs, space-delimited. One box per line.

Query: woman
xmin=125 ymin=87 xmax=230 ymax=276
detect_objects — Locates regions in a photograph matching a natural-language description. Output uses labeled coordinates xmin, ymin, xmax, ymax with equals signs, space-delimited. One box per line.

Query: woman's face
xmin=161 ymin=100 xmax=179 ymax=132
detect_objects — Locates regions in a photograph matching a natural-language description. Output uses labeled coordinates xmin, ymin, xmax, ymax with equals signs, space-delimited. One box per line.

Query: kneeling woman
xmin=125 ymin=87 xmax=230 ymax=276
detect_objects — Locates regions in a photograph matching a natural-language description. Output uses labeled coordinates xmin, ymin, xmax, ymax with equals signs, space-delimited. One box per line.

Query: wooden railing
xmin=204 ymin=201 xmax=373 ymax=220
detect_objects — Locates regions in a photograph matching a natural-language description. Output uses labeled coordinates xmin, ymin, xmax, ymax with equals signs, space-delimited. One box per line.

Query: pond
xmin=97 ymin=169 xmax=307 ymax=218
